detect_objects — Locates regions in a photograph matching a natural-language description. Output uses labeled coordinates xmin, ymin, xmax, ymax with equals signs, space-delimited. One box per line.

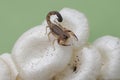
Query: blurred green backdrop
xmin=0 ymin=0 xmax=120 ymax=54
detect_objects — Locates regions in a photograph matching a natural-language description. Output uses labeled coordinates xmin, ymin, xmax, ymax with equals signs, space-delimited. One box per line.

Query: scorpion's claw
xmin=61 ymin=43 xmax=71 ymax=46
xmin=64 ymin=30 xmax=78 ymax=41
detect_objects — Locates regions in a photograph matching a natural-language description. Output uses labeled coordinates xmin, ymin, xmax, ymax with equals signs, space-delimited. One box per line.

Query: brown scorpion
xmin=46 ymin=11 xmax=78 ymax=46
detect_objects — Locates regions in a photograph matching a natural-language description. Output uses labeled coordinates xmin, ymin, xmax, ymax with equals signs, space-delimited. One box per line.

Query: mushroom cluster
xmin=0 ymin=8 xmax=120 ymax=80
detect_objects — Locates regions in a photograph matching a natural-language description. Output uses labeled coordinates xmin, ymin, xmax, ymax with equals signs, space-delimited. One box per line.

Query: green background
xmin=0 ymin=0 xmax=120 ymax=54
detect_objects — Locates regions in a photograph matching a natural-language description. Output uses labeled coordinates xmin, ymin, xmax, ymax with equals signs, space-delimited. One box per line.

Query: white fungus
xmin=11 ymin=8 xmax=89 ymax=80
xmin=55 ymin=45 xmax=102 ymax=80
xmin=12 ymin=25 xmax=73 ymax=80
xmin=0 ymin=8 xmax=120 ymax=80
xmin=0 ymin=53 xmax=18 ymax=80
xmin=94 ymin=36 xmax=120 ymax=80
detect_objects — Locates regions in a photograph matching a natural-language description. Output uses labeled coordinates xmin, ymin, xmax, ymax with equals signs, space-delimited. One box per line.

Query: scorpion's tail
xmin=46 ymin=11 xmax=63 ymax=25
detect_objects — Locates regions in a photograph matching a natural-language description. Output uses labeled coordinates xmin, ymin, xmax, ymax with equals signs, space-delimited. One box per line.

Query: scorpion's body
xmin=46 ymin=11 xmax=78 ymax=46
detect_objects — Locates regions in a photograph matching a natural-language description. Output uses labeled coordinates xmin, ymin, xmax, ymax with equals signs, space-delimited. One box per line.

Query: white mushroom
xmin=2 ymin=7 xmax=120 ymax=80
xmin=0 ymin=53 xmax=18 ymax=80
xmin=54 ymin=45 xmax=102 ymax=80
xmin=11 ymin=8 xmax=89 ymax=80
xmin=94 ymin=36 xmax=120 ymax=80
xmin=12 ymin=25 xmax=73 ymax=80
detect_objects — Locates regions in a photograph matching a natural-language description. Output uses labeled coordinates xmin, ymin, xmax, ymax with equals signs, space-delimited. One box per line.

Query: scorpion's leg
xmin=64 ymin=30 xmax=78 ymax=41
xmin=52 ymin=39 xmax=57 ymax=45
xmin=52 ymin=39 xmax=57 ymax=50
xmin=48 ymin=32 xmax=58 ymax=50
xmin=48 ymin=31 xmax=52 ymax=41
xmin=58 ymin=38 xmax=71 ymax=46
xmin=45 ymin=26 xmax=49 ymax=34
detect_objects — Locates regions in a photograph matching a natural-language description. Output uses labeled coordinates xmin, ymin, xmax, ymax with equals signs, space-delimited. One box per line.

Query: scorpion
xmin=46 ymin=11 xmax=78 ymax=46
